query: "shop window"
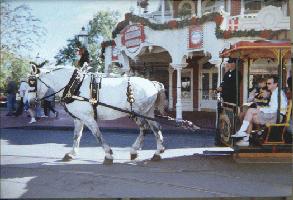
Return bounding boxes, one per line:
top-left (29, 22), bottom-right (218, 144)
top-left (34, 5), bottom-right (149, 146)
top-left (264, 0), bottom-right (283, 8)
top-left (244, 0), bottom-right (262, 14)
top-left (244, 0), bottom-right (284, 14)
top-left (178, 0), bottom-right (195, 19)
top-left (182, 76), bottom-right (191, 99)
top-left (201, 73), bottom-right (209, 100)
top-left (202, 0), bottom-right (224, 14)
top-left (158, 0), bottom-right (172, 11)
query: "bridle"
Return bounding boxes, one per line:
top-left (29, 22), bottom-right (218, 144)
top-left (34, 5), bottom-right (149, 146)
top-left (30, 65), bottom-right (76, 102)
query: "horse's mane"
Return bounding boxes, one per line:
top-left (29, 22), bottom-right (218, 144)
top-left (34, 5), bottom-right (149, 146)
top-left (41, 65), bottom-right (75, 72)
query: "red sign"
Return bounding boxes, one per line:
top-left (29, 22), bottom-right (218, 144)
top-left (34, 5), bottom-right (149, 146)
top-left (228, 17), bottom-right (239, 31)
top-left (189, 26), bottom-right (203, 49)
top-left (121, 24), bottom-right (145, 53)
top-left (112, 44), bottom-right (118, 62)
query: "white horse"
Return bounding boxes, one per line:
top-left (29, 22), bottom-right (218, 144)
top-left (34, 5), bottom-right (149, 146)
top-left (29, 65), bottom-right (167, 164)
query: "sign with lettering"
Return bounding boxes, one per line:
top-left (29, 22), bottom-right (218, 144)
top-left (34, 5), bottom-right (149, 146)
top-left (121, 24), bottom-right (145, 53)
top-left (189, 25), bottom-right (203, 49)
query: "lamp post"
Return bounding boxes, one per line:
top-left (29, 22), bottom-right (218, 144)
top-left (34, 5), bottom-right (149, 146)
top-left (76, 26), bottom-right (90, 68)
top-left (77, 26), bottom-right (89, 48)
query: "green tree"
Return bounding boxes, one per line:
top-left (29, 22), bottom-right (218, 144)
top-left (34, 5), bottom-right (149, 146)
top-left (0, 51), bottom-right (30, 92)
top-left (55, 10), bottom-right (120, 72)
top-left (0, 2), bottom-right (45, 91)
top-left (1, 2), bottom-right (46, 55)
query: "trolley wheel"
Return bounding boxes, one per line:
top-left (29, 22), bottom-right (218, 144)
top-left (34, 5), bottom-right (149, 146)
top-left (219, 114), bottom-right (232, 145)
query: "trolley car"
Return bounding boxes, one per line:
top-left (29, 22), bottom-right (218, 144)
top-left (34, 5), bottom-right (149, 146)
top-left (215, 40), bottom-right (292, 154)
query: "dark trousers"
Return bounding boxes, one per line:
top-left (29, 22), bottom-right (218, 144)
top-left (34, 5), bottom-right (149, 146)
top-left (14, 97), bottom-right (24, 116)
top-left (7, 93), bottom-right (16, 113)
top-left (43, 100), bottom-right (56, 116)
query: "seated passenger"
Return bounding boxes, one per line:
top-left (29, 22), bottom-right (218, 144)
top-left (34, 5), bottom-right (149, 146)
top-left (232, 76), bottom-right (288, 146)
top-left (247, 78), bottom-right (270, 108)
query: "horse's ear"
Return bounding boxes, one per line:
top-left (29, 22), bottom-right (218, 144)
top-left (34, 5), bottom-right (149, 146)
top-left (31, 64), bottom-right (37, 74)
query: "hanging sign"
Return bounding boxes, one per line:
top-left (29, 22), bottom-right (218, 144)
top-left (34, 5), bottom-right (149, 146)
top-left (189, 25), bottom-right (203, 49)
top-left (121, 24), bottom-right (145, 53)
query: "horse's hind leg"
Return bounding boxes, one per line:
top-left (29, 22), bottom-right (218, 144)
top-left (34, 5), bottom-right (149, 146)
top-left (84, 118), bottom-right (113, 164)
top-left (147, 120), bottom-right (165, 161)
top-left (63, 119), bottom-right (84, 161)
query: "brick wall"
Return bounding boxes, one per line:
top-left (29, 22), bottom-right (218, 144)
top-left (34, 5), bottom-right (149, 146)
top-left (231, 0), bottom-right (241, 16)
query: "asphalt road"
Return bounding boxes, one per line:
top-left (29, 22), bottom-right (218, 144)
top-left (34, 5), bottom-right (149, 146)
top-left (1, 129), bottom-right (292, 199)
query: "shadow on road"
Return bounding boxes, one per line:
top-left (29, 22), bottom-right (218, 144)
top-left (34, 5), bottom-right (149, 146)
top-left (0, 129), bottom-right (215, 149)
top-left (1, 154), bottom-right (292, 198)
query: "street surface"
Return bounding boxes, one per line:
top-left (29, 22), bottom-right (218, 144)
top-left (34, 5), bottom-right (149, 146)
top-left (1, 129), bottom-right (292, 198)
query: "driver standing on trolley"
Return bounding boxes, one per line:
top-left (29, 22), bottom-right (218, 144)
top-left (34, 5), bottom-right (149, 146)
top-left (216, 57), bottom-right (242, 104)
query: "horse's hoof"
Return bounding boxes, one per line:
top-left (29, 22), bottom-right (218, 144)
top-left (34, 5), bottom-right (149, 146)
top-left (151, 154), bottom-right (161, 161)
top-left (130, 153), bottom-right (137, 160)
top-left (62, 153), bottom-right (73, 162)
top-left (103, 157), bottom-right (113, 165)
top-left (159, 148), bottom-right (165, 153)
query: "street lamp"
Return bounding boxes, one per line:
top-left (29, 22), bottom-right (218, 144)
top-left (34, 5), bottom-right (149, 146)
top-left (76, 26), bottom-right (90, 69)
top-left (77, 26), bottom-right (89, 48)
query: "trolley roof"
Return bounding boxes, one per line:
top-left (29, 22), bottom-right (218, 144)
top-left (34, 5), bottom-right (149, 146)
top-left (220, 40), bottom-right (291, 60)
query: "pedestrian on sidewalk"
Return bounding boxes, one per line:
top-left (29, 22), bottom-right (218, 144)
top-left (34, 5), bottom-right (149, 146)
top-left (26, 75), bottom-right (43, 124)
top-left (6, 77), bottom-right (17, 116)
top-left (41, 87), bottom-right (58, 118)
top-left (13, 77), bottom-right (29, 116)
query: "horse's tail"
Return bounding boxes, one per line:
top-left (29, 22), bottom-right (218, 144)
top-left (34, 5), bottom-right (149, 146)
top-left (152, 81), bottom-right (167, 115)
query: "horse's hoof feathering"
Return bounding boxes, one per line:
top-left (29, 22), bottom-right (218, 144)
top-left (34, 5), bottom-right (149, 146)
top-left (62, 153), bottom-right (73, 162)
top-left (151, 154), bottom-right (161, 161)
top-left (130, 153), bottom-right (138, 160)
top-left (103, 157), bottom-right (113, 165)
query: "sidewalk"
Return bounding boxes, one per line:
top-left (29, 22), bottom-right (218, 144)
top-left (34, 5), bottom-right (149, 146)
top-left (0, 103), bottom-right (216, 132)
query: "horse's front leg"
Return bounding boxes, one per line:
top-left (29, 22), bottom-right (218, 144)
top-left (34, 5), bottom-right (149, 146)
top-left (148, 121), bottom-right (165, 161)
top-left (63, 119), bottom-right (84, 161)
top-left (84, 118), bottom-right (113, 164)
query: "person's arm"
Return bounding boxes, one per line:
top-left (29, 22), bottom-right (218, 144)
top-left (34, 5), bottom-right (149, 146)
top-left (248, 88), bottom-right (256, 102)
top-left (259, 91), bottom-right (277, 113)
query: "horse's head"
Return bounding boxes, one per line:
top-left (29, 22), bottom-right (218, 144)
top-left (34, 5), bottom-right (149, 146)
top-left (29, 62), bottom-right (76, 105)
top-left (28, 62), bottom-right (51, 103)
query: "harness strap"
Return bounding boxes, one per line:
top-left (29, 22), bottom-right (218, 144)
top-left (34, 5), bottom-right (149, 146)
top-left (61, 69), bottom-right (81, 103)
top-left (90, 74), bottom-right (98, 120)
top-left (70, 95), bottom-right (198, 130)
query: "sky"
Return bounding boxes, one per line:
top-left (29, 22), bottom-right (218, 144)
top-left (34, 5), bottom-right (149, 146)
top-left (7, 0), bottom-right (159, 61)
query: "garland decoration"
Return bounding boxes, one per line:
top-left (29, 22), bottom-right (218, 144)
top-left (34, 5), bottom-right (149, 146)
top-left (107, 12), bottom-right (289, 49)
top-left (216, 27), bottom-right (289, 40)
top-left (112, 12), bottom-right (223, 38)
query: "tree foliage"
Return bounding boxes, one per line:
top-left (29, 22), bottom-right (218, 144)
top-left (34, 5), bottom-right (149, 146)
top-left (0, 51), bottom-right (30, 92)
top-left (0, 2), bottom-right (46, 55)
top-left (54, 10), bottom-right (120, 72)
top-left (0, 2), bottom-right (45, 92)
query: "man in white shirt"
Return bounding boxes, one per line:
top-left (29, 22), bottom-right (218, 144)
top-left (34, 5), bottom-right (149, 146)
top-left (14, 78), bottom-right (29, 116)
top-left (232, 76), bottom-right (288, 146)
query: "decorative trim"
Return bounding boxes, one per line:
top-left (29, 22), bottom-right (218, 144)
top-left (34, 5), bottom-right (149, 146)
top-left (112, 12), bottom-right (223, 38)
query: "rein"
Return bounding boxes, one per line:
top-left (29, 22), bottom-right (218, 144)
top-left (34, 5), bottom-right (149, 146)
top-left (34, 69), bottom-right (78, 102)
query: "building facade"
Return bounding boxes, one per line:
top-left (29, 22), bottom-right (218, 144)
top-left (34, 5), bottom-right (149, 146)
top-left (102, 0), bottom-right (291, 120)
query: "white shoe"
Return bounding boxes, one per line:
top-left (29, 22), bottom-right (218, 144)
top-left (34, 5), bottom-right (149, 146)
top-left (236, 136), bottom-right (249, 146)
top-left (231, 131), bottom-right (249, 138)
top-left (29, 118), bottom-right (36, 124)
top-left (41, 115), bottom-right (48, 118)
top-left (54, 111), bottom-right (59, 118)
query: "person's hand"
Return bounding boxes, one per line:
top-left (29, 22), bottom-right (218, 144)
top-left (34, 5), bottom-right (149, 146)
top-left (216, 87), bottom-right (222, 92)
